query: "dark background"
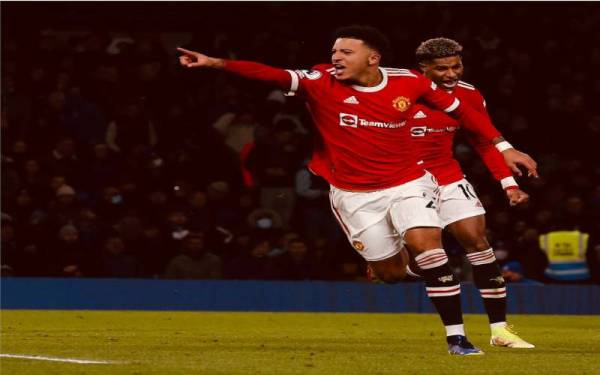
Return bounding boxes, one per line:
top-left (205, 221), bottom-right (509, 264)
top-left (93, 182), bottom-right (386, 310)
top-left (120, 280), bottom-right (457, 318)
top-left (2, 2), bottom-right (599, 282)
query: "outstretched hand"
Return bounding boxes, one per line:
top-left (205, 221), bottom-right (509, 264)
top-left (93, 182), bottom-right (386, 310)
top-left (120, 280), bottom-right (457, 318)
top-left (506, 188), bottom-right (529, 207)
top-left (502, 148), bottom-right (538, 178)
top-left (176, 47), bottom-right (219, 68)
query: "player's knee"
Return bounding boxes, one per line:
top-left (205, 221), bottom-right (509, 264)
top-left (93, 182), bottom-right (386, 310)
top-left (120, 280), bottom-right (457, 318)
top-left (369, 251), bottom-right (409, 283)
top-left (462, 236), bottom-right (490, 253)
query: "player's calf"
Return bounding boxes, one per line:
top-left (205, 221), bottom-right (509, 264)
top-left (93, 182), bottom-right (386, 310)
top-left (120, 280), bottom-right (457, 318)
top-left (405, 228), bottom-right (466, 335)
top-left (414, 248), bottom-right (462, 327)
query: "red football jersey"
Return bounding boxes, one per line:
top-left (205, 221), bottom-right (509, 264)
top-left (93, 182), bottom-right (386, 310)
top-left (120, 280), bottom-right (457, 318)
top-left (223, 61), bottom-right (502, 191)
top-left (408, 81), bottom-right (515, 187)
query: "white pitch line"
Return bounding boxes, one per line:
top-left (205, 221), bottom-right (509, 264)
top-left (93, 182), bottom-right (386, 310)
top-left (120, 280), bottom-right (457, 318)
top-left (0, 353), bottom-right (119, 364)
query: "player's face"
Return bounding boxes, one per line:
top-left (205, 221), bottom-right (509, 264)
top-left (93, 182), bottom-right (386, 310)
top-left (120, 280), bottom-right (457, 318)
top-left (331, 38), bottom-right (379, 82)
top-left (420, 55), bottom-right (464, 90)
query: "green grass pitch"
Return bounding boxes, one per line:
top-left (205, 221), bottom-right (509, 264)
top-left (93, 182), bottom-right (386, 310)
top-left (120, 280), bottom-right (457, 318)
top-left (1, 311), bottom-right (599, 374)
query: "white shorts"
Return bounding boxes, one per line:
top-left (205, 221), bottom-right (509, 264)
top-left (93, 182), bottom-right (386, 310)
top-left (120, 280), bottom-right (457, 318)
top-left (438, 178), bottom-right (486, 228)
top-left (329, 172), bottom-right (441, 262)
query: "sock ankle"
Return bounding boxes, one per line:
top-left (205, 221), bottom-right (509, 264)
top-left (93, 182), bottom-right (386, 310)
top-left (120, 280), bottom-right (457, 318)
top-left (445, 324), bottom-right (465, 337)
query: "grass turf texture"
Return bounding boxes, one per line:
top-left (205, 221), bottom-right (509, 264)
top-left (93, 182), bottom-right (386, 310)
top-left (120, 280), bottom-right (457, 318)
top-left (1, 311), bottom-right (599, 374)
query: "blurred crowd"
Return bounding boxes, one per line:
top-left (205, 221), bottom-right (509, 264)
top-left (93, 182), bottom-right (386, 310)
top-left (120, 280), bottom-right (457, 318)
top-left (2, 3), bottom-right (599, 283)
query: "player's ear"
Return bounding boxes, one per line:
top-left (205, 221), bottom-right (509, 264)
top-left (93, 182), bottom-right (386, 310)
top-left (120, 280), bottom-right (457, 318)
top-left (418, 62), bottom-right (430, 74)
top-left (368, 52), bottom-right (381, 66)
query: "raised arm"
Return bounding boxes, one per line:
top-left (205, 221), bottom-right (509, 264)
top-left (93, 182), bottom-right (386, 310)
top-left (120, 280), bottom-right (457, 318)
top-left (177, 47), bottom-right (293, 91)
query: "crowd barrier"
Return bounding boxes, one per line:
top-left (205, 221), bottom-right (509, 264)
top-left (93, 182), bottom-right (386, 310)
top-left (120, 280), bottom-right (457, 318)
top-left (1, 278), bottom-right (599, 314)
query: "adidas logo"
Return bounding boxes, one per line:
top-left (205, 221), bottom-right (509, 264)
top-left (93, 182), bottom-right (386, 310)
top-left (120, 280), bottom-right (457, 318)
top-left (343, 96), bottom-right (359, 104)
top-left (413, 110), bottom-right (427, 119)
top-left (438, 275), bottom-right (454, 283)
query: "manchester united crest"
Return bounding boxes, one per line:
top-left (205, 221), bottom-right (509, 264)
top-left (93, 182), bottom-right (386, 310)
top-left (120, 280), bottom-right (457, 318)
top-left (392, 96), bottom-right (411, 112)
top-left (352, 240), bottom-right (365, 251)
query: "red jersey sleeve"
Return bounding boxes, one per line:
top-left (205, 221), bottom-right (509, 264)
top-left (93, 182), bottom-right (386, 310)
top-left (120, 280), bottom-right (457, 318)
top-left (466, 87), bottom-right (488, 114)
top-left (467, 134), bottom-right (517, 188)
top-left (222, 60), bottom-right (294, 92)
top-left (413, 72), bottom-right (502, 143)
top-left (222, 61), bottom-right (330, 98)
top-left (284, 64), bottom-right (332, 97)
top-left (462, 89), bottom-right (517, 189)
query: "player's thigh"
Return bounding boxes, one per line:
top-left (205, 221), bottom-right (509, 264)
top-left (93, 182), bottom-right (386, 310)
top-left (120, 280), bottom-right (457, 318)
top-left (388, 171), bottom-right (442, 238)
top-left (330, 188), bottom-right (402, 262)
top-left (404, 226), bottom-right (443, 254)
top-left (445, 214), bottom-right (490, 253)
top-left (438, 179), bottom-right (486, 228)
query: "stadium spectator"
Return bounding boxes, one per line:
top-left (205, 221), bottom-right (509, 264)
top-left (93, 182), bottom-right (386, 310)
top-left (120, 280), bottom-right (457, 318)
top-left (539, 229), bottom-right (591, 284)
top-left (273, 237), bottom-right (322, 280)
top-left (246, 119), bottom-right (304, 228)
top-left (212, 110), bottom-right (257, 155)
top-left (98, 235), bottom-right (143, 278)
top-left (87, 143), bottom-right (123, 193)
top-left (512, 228), bottom-right (547, 282)
top-left (0, 214), bottom-right (47, 277)
top-left (293, 159), bottom-right (343, 252)
top-left (164, 231), bottom-right (222, 279)
top-left (94, 186), bottom-right (126, 223)
top-left (225, 235), bottom-right (276, 280)
top-left (165, 208), bottom-right (191, 245)
top-left (205, 180), bottom-right (244, 230)
top-left (9, 189), bottom-right (38, 232)
top-left (105, 98), bottom-right (158, 154)
top-left (139, 221), bottom-right (173, 278)
top-left (20, 159), bottom-right (50, 202)
top-left (114, 215), bottom-right (146, 256)
top-left (46, 185), bottom-right (80, 230)
top-left (74, 207), bottom-right (102, 258)
top-left (61, 86), bottom-right (108, 146)
top-left (50, 224), bottom-right (90, 277)
top-left (186, 189), bottom-right (211, 231)
top-left (501, 261), bottom-right (543, 285)
top-left (45, 137), bottom-right (84, 189)
top-left (1, 216), bottom-right (19, 276)
top-left (588, 241), bottom-right (600, 284)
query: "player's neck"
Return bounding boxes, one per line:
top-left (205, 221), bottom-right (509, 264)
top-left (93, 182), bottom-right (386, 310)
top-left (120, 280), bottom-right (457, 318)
top-left (355, 67), bottom-right (383, 87)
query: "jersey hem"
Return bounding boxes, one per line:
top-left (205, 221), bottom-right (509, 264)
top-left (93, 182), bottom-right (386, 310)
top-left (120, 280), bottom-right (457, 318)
top-left (328, 170), bottom-right (426, 192)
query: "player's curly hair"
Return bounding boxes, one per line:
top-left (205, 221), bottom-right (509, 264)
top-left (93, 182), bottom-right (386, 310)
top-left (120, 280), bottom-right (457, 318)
top-left (415, 37), bottom-right (463, 63)
top-left (332, 25), bottom-right (392, 59)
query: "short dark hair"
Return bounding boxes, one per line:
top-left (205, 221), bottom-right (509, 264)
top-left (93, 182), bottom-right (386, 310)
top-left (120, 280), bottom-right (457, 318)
top-left (415, 37), bottom-right (463, 63)
top-left (333, 25), bottom-right (391, 58)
